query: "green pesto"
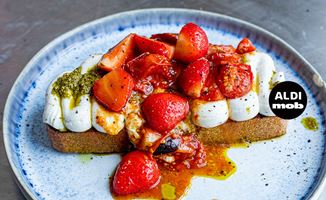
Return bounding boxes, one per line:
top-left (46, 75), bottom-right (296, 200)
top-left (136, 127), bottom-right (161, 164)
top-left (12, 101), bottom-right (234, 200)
top-left (301, 117), bottom-right (319, 131)
top-left (52, 67), bottom-right (100, 100)
top-left (77, 69), bottom-right (101, 96)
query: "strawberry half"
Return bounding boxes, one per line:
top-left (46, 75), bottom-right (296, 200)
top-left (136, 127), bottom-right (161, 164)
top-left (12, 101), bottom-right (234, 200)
top-left (178, 57), bottom-right (210, 98)
top-left (93, 68), bottom-right (134, 112)
top-left (142, 93), bottom-right (189, 133)
top-left (112, 151), bottom-right (161, 195)
top-left (174, 23), bottom-right (209, 63)
top-left (134, 35), bottom-right (175, 60)
top-left (98, 34), bottom-right (135, 71)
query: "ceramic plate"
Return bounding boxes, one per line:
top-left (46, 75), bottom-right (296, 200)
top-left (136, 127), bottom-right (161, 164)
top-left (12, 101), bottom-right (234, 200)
top-left (3, 8), bottom-right (326, 200)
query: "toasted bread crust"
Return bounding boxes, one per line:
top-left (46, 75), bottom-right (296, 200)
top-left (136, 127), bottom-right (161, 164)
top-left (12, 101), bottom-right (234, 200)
top-left (196, 116), bottom-right (288, 145)
top-left (47, 126), bottom-right (131, 153)
top-left (47, 116), bottom-right (287, 153)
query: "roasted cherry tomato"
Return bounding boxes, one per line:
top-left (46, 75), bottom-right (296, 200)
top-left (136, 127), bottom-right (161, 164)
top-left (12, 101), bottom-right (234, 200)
top-left (208, 44), bottom-right (236, 55)
top-left (216, 63), bottom-right (253, 99)
top-left (208, 52), bottom-right (242, 66)
top-left (124, 53), bottom-right (180, 95)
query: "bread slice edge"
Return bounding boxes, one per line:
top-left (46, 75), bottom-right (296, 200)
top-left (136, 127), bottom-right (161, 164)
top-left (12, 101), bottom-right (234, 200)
top-left (47, 116), bottom-right (288, 153)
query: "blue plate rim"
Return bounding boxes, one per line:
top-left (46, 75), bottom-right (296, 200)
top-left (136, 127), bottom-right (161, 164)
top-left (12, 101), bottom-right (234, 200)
top-left (3, 8), bottom-right (326, 200)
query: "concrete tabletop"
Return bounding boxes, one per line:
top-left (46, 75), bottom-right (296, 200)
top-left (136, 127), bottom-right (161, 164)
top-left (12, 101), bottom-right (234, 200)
top-left (1, 0), bottom-right (325, 199)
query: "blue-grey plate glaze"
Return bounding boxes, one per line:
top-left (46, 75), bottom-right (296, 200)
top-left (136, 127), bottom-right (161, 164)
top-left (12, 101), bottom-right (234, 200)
top-left (3, 8), bottom-right (326, 200)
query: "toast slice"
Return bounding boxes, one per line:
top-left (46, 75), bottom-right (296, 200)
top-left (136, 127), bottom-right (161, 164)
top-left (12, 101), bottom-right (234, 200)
top-left (47, 116), bottom-right (287, 153)
top-left (196, 116), bottom-right (288, 145)
top-left (47, 126), bottom-right (132, 153)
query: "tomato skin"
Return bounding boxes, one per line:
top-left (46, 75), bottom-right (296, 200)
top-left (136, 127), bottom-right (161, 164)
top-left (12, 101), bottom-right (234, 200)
top-left (112, 151), bottom-right (161, 195)
top-left (216, 63), bottom-right (253, 99)
top-left (208, 52), bottom-right (242, 66)
top-left (174, 23), bottom-right (209, 63)
top-left (124, 53), bottom-right (180, 95)
top-left (178, 58), bottom-right (210, 98)
top-left (236, 38), bottom-right (256, 54)
top-left (142, 93), bottom-right (189, 133)
top-left (93, 68), bottom-right (134, 112)
top-left (208, 44), bottom-right (236, 55)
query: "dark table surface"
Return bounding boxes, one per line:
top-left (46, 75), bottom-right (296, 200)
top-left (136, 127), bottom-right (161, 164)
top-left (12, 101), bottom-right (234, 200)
top-left (1, 0), bottom-right (325, 199)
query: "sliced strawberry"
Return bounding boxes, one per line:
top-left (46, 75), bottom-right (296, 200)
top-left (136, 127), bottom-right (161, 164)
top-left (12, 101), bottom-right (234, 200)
top-left (112, 151), bottom-right (160, 195)
top-left (142, 93), bottom-right (189, 133)
top-left (134, 35), bottom-right (174, 60)
top-left (208, 44), bottom-right (236, 55)
top-left (150, 33), bottom-right (178, 45)
top-left (98, 34), bottom-right (135, 72)
top-left (93, 68), bottom-right (134, 112)
top-left (236, 38), bottom-right (256, 54)
top-left (217, 63), bottom-right (253, 99)
top-left (124, 53), bottom-right (180, 95)
top-left (178, 58), bottom-right (210, 98)
top-left (199, 65), bottom-right (224, 101)
top-left (174, 23), bottom-right (209, 63)
top-left (208, 52), bottom-right (242, 66)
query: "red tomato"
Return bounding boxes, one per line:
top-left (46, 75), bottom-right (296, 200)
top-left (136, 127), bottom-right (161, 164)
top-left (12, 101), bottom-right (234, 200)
top-left (112, 151), bottom-right (161, 195)
top-left (93, 68), bottom-right (134, 112)
top-left (208, 44), bottom-right (236, 55)
top-left (124, 53), bottom-right (180, 95)
top-left (209, 52), bottom-right (242, 65)
top-left (142, 93), bottom-right (189, 133)
top-left (236, 38), bottom-right (256, 54)
top-left (216, 63), bottom-right (253, 99)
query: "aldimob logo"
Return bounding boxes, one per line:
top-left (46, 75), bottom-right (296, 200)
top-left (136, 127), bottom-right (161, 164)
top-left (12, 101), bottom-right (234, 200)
top-left (269, 81), bottom-right (307, 119)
